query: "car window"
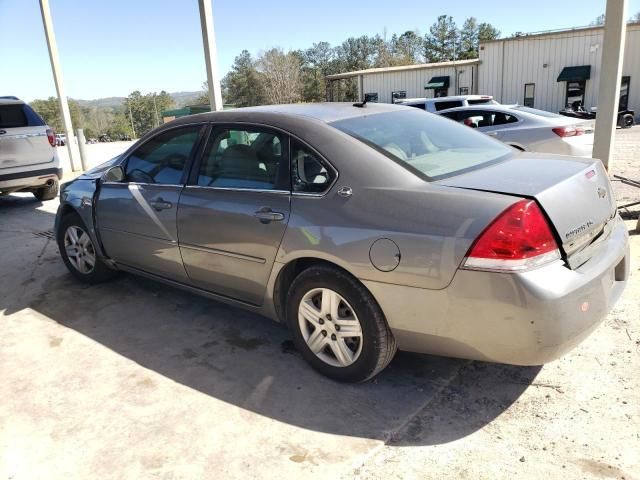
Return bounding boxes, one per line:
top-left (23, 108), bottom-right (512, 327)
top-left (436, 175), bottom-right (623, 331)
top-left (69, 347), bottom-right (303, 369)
top-left (197, 128), bottom-right (287, 190)
top-left (291, 140), bottom-right (334, 193)
top-left (512, 106), bottom-right (562, 118)
top-left (456, 110), bottom-right (518, 128)
top-left (406, 103), bottom-right (426, 110)
top-left (0, 105), bottom-right (27, 128)
top-left (125, 126), bottom-right (201, 184)
top-left (467, 98), bottom-right (497, 105)
top-left (331, 109), bottom-right (512, 181)
top-left (434, 100), bottom-right (462, 111)
top-left (0, 104), bottom-right (46, 128)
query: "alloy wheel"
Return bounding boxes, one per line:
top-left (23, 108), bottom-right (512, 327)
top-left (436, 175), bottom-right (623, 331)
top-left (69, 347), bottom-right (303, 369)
top-left (64, 225), bottom-right (96, 274)
top-left (298, 288), bottom-right (363, 367)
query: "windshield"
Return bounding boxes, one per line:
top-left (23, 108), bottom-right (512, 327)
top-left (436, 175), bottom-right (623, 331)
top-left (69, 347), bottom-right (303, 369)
top-left (331, 110), bottom-right (512, 180)
top-left (511, 106), bottom-right (561, 118)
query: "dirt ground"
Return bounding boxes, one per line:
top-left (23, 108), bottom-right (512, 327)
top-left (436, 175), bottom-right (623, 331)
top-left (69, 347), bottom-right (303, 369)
top-left (0, 129), bottom-right (638, 480)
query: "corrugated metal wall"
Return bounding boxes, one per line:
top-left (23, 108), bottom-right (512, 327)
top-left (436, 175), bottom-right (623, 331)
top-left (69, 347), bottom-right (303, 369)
top-left (479, 25), bottom-right (640, 114)
top-left (361, 65), bottom-right (477, 103)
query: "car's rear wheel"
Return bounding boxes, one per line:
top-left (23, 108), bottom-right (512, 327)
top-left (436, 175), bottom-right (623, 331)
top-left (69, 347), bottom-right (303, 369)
top-left (286, 265), bottom-right (397, 382)
top-left (33, 179), bottom-right (59, 201)
top-left (57, 212), bottom-right (116, 283)
top-left (619, 113), bottom-right (634, 129)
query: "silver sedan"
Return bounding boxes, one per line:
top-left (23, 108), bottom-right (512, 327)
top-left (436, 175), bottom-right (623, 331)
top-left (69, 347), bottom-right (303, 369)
top-left (55, 103), bottom-right (629, 382)
top-left (437, 104), bottom-right (595, 157)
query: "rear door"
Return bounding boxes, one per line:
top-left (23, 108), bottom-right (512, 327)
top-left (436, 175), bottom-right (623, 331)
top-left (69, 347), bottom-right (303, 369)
top-left (177, 125), bottom-right (291, 305)
top-left (96, 124), bottom-right (205, 281)
top-left (0, 103), bottom-right (53, 170)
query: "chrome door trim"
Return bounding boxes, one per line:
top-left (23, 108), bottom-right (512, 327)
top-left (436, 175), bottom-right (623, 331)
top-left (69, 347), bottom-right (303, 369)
top-left (182, 184), bottom-right (290, 195)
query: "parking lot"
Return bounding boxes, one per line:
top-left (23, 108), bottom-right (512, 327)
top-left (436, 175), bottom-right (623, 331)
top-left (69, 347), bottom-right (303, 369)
top-left (1, 130), bottom-right (639, 479)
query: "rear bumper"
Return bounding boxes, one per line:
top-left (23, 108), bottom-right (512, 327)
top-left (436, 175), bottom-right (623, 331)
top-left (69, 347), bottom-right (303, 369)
top-left (0, 167), bottom-right (63, 191)
top-left (364, 215), bottom-right (629, 365)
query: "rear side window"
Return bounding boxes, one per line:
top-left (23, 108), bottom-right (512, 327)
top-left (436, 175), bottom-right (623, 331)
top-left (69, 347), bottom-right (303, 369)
top-left (125, 126), bottom-right (201, 184)
top-left (434, 101), bottom-right (462, 111)
top-left (0, 104), bottom-right (46, 128)
top-left (407, 103), bottom-right (426, 110)
top-left (291, 140), bottom-right (335, 193)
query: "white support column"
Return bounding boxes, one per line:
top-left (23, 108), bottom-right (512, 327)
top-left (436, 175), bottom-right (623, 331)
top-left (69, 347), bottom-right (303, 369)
top-left (593, 0), bottom-right (628, 171)
top-left (198, 0), bottom-right (223, 112)
top-left (39, 0), bottom-right (81, 172)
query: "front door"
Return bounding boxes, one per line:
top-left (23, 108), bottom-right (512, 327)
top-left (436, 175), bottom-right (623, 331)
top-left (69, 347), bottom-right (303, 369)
top-left (96, 125), bottom-right (204, 281)
top-left (178, 126), bottom-right (291, 305)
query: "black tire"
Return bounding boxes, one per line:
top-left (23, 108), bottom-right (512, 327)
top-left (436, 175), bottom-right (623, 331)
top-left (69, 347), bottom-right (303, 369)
top-left (33, 179), bottom-right (59, 201)
top-left (620, 114), bottom-right (634, 129)
top-left (57, 212), bottom-right (117, 284)
top-left (286, 265), bottom-right (397, 383)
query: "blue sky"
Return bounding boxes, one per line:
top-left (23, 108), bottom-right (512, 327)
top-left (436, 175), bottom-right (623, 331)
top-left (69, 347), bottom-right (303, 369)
top-left (1, 0), bottom-right (639, 101)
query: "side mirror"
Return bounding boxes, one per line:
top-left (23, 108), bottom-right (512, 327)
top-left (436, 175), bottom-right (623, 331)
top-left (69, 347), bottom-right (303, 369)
top-left (102, 165), bottom-right (125, 183)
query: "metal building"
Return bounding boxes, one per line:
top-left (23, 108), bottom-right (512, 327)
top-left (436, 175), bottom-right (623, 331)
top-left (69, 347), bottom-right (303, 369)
top-left (326, 59), bottom-right (480, 104)
top-left (479, 23), bottom-right (639, 115)
top-left (326, 23), bottom-right (639, 118)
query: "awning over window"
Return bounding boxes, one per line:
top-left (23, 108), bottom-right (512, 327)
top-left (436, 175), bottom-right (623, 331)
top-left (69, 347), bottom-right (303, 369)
top-left (425, 76), bottom-right (450, 89)
top-left (557, 65), bottom-right (591, 82)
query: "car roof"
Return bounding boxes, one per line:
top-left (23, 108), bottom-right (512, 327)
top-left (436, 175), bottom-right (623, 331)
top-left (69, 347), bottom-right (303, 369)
top-left (0, 96), bottom-right (25, 105)
top-left (184, 102), bottom-right (414, 124)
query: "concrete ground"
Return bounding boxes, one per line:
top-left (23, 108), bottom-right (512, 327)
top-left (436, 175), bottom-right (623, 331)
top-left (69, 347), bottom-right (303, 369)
top-left (1, 130), bottom-right (638, 479)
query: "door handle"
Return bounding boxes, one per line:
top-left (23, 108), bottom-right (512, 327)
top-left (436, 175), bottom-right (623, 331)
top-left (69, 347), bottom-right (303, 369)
top-left (150, 197), bottom-right (172, 211)
top-left (254, 207), bottom-right (285, 223)
top-left (487, 131), bottom-right (498, 136)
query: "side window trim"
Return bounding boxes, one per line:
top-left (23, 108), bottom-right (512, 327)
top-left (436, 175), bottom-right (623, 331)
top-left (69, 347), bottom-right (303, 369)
top-left (187, 123), bottom-right (291, 192)
top-left (119, 123), bottom-right (207, 186)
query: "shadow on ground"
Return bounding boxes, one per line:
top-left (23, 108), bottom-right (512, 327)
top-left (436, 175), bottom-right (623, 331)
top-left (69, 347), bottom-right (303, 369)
top-left (2, 194), bottom-right (540, 446)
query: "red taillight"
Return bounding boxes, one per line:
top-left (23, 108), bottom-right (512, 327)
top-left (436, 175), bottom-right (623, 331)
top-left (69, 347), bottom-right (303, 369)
top-left (464, 199), bottom-right (561, 272)
top-left (552, 125), bottom-right (584, 137)
top-left (46, 128), bottom-right (55, 147)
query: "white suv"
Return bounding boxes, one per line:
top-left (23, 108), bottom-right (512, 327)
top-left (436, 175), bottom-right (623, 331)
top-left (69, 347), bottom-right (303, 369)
top-left (0, 96), bottom-right (62, 201)
top-left (397, 95), bottom-right (498, 113)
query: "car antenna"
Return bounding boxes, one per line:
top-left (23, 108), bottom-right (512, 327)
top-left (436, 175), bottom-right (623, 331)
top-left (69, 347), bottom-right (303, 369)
top-left (353, 99), bottom-right (367, 108)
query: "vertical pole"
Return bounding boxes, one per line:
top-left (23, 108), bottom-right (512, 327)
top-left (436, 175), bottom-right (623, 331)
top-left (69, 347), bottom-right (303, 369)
top-left (198, 0), bottom-right (223, 111)
top-left (76, 129), bottom-right (88, 171)
top-left (128, 102), bottom-right (136, 138)
top-left (593, 0), bottom-right (628, 171)
top-left (39, 0), bottom-right (81, 172)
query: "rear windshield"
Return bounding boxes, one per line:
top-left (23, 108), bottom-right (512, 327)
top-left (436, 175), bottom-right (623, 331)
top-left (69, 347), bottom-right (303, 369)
top-left (468, 98), bottom-right (497, 105)
top-left (511, 105), bottom-right (561, 118)
top-left (331, 109), bottom-right (512, 180)
top-left (0, 104), bottom-right (46, 128)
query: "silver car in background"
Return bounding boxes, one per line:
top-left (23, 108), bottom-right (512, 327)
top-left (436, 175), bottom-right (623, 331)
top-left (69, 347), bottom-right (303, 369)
top-left (55, 103), bottom-right (629, 382)
top-left (438, 104), bottom-right (594, 157)
top-left (0, 96), bottom-right (61, 200)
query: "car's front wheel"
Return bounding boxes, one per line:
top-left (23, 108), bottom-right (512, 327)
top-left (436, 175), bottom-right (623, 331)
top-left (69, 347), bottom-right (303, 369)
top-left (57, 212), bottom-right (116, 283)
top-left (286, 265), bottom-right (397, 382)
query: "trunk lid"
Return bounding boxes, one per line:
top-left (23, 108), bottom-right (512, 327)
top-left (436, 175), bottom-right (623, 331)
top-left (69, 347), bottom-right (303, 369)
top-left (0, 102), bottom-right (54, 170)
top-left (437, 153), bottom-right (617, 268)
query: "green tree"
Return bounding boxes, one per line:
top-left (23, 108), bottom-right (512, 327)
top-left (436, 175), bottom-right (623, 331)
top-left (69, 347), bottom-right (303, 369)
top-left (222, 50), bottom-right (265, 107)
top-left (393, 30), bottom-right (424, 64)
top-left (478, 22), bottom-right (501, 43)
top-left (458, 17), bottom-right (479, 59)
top-left (424, 15), bottom-right (458, 62)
